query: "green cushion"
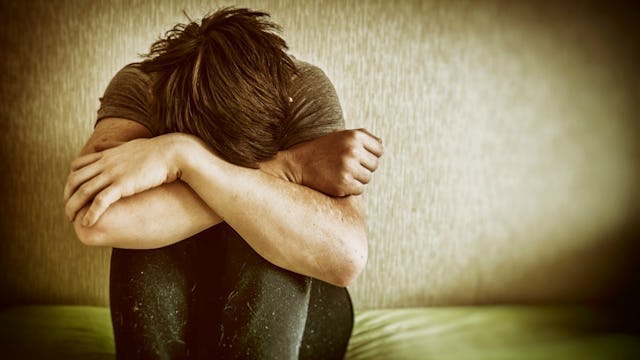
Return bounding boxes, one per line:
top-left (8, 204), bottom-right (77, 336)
top-left (0, 306), bottom-right (114, 360)
top-left (347, 307), bottom-right (640, 359)
top-left (1, 305), bottom-right (638, 359)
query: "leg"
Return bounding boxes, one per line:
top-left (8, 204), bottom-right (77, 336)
top-left (299, 280), bottom-right (354, 360)
top-left (109, 227), bottom-right (227, 360)
top-left (110, 244), bottom-right (191, 360)
top-left (214, 224), bottom-right (312, 359)
top-left (110, 222), bottom-right (353, 359)
top-left (214, 224), bottom-right (354, 360)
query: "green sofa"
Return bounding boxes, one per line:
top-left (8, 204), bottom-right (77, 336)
top-left (2, 305), bottom-right (638, 359)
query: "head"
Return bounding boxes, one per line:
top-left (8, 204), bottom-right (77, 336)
top-left (140, 7), bottom-right (296, 168)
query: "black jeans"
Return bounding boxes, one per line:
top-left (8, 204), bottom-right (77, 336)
top-left (109, 223), bottom-right (353, 359)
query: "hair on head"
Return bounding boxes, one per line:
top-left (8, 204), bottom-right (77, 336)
top-left (140, 7), bottom-right (296, 168)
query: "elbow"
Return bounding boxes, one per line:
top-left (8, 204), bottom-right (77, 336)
top-left (72, 207), bottom-right (110, 247)
top-left (330, 257), bottom-right (366, 288)
top-left (74, 218), bottom-right (110, 247)
top-left (325, 231), bottom-right (368, 288)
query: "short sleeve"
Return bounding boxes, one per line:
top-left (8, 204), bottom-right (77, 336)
top-left (96, 63), bottom-right (158, 134)
top-left (281, 60), bottom-right (345, 149)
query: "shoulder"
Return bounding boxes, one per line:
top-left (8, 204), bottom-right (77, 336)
top-left (103, 63), bottom-right (152, 90)
top-left (281, 57), bottom-right (345, 149)
top-left (292, 58), bottom-right (326, 78)
top-left (290, 58), bottom-right (336, 96)
top-left (97, 63), bottom-right (158, 134)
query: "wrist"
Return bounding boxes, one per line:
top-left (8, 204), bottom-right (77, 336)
top-left (285, 147), bottom-right (304, 185)
top-left (260, 150), bottom-right (301, 184)
top-left (170, 133), bottom-right (216, 183)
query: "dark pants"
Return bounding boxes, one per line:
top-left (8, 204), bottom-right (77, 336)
top-left (109, 223), bottom-right (353, 359)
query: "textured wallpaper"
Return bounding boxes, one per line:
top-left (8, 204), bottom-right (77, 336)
top-left (1, 0), bottom-right (638, 309)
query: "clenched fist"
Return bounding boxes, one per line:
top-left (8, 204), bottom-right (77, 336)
top-left (287, 129), bottom-right (383, 197)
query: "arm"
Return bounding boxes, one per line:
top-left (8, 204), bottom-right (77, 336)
top-left (178, 134), bottom-right (369, 286)
top-left (68, 118), bottom-right (380, 249)
top-left (70, 118), bottom-right (222, 249)
top-left (66, 122), bottom-right (383, 286)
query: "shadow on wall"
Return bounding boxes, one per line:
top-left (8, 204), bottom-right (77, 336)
top-left (355, 0), bottom-right (640, 308)
top-left (404, 222), bottom-right (640, 307)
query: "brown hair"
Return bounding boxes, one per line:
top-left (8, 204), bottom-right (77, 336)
top-left (140, 7), bottom-right (296, 168)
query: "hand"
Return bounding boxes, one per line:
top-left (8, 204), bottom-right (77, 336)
top-left (63, 133), bottom-right (188, 226)
top-left (282, 129), bottom-right (384, 196)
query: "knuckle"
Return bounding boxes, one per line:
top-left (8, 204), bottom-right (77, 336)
top-left (348, 146), bottom-right (359, 157)
top-left (70, 158), bottom-right (81, 170)
top-left (338, 133), bottom-right (359, 150)
top-left (339, 156), bottom-right (351, 169)
top-left (338, 145), bottom-right (351, 159)
top-left (67, 172), bottom-right (79, 186)
top-left (78, 185), bottom-right (91, 197)
top-left (339, 172), bottom-right (352, 185)
top-left (91, 199), bottom-right (103, 210)
top-left (346, 129), bottom-right (360, 141)
top-left (84, 210), bottom-right (96, 223)
top-left (349, 158), bottom-right (361, 171)
top-left (93, 193), bottom-right (107, 207)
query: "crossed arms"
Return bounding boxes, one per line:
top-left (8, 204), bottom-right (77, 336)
top-left (64, 118), bottom-right (383, 287)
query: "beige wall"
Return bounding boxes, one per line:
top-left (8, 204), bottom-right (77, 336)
top-left (1, 0), bottom-right (638, 309)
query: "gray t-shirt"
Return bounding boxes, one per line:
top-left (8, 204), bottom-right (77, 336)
top-left (97, 59), bottom-right (344, 150)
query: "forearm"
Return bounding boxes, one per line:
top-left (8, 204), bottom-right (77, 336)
top-left (179, 136), bottom-right (368, 286)
top-left (72, 150), bottom-right (300, 250)
top-left (74, 181), bottom-right (222, 249)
